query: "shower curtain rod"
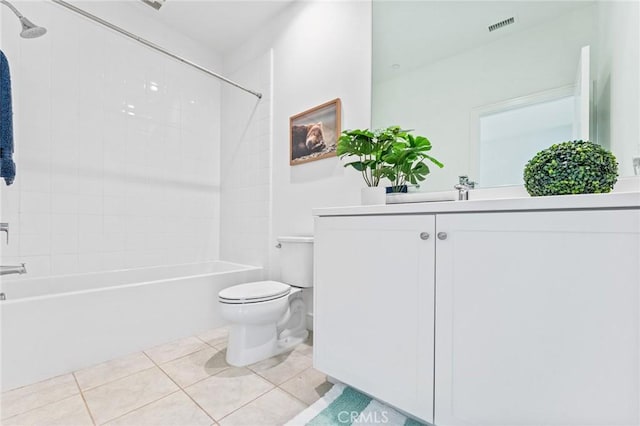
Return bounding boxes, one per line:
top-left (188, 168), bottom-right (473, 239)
top-left (50, 0), bottom-right (263, 99)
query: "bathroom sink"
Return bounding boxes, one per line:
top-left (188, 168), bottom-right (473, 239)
top-left (386, 191), bottom-right (457, 204)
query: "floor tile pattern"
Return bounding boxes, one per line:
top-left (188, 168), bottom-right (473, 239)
top-left (1, 329), bottom-right (330, 425)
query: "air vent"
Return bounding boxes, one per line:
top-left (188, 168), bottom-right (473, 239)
top-left (488, 17), bottom-right (515, 32)
top-left (141, 0), bottom-right (165, 11)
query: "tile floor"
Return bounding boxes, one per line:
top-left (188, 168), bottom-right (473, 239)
top-left (0, 328), bottom-right (332, 425)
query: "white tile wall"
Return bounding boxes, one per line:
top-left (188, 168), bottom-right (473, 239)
top-left (0, 1), bottom-right (222, 278)
top-left (219, 51), bottom-right (272, 272)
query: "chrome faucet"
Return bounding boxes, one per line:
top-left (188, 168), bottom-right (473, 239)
top-left (454, 175), bottom-right (476, 200)
top-left (0, 222), bottom-right (8, 244)
top-left (0, 263), bottom-right (27, 276)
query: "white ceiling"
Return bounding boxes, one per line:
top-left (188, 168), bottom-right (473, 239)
top-left (129, 0), bottom-right (294, 54)
top-left (113, 1), bottom-right (595, 71)
top-left (373, 1), bottom-right (595, 82)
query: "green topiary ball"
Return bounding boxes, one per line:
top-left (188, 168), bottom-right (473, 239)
top-left (523, 140), bottom-right (618, 196)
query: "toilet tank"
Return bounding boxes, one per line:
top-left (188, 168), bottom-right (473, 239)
top-left (277, 236), bottom-right (314, 288)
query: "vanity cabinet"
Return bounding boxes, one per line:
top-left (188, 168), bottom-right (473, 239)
top-left (314, 215), bottom-right (436, 423)
top-left (434, 210), bottom-right (639, 426)
top-left (314, 207), bottom-right (640, 426)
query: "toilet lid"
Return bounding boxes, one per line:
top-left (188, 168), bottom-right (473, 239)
top-left (219, 281), bottom-right (291, 304)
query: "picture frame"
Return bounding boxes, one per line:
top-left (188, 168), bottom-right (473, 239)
top-left (289, 98), bottom-right (342, 166)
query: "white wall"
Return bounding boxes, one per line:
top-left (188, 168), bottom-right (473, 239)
top-left (220, 1), bottom-right (372, 281)
top-left (595, 0), bottom-right (640, 176)
top-left (219, 50), bottom-right (272, 274)
top-left (373, 5), bottom-right (597, 191)
top-left (0, 1), bottom-right (222, 278)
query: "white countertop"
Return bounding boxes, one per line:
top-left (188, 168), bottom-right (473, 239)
top-left (313, 191), bottom-right (640, 216)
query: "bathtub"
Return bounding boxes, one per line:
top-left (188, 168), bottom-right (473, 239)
top-left (0, 261), bottom-right (262, 391)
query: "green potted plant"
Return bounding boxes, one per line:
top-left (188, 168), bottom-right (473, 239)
top-left (378, 127), bottom-right (443, 193)
top-left (337, 126), bottom-right (444, 204)
top-left (336, 127), bottom-right (396, 205)
top-left (523, 140), bottom-right (618, 196)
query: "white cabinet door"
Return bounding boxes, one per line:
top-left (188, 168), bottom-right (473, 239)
top-left (434, 210), bottom-right (640, 426)
top-left (314, 215), bottom-right (436, 423)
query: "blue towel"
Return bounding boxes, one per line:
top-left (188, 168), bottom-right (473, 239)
top-left (0, 49), bottom-right (15, 185)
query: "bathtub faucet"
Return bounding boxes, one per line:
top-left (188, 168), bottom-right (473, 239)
top-left (0, 222), bottom-right (8, 244)
top-left (0, 263), bottom-right (27, 276)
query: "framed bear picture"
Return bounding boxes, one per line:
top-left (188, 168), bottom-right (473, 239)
top-left (289, 98), bottom-right (342, 165)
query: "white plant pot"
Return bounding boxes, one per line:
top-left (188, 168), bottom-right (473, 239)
top-left (361, 187), bottom-right (386, 205)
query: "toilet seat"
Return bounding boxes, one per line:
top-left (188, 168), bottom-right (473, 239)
top-left (219, 281), bottom-right (291, 305)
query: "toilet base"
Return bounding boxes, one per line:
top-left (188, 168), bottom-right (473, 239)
top-left (225, 324), bottom-right (308, 366)
top-left (222, 287), bottom-right (309, 367)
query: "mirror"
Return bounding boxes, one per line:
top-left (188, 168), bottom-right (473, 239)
top-left (372, 1), bottom-right (640, 191)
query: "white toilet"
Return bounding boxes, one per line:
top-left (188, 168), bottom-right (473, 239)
top-left (218, 236), bottom-right (313, 366)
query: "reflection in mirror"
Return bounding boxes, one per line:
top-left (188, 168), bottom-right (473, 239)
top-left (372, 1), bottom-right (640, 191)
top-left (478, 93), bottom-right (575, 187)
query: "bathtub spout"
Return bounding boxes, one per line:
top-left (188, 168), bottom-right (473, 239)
top-left (1, 222), bottom-right (9, 244)
top-left (0, 263), bottom-right (27, 276)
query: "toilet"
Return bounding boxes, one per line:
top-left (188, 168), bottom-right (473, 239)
top-left (218, 236), bottom-right (313, 366)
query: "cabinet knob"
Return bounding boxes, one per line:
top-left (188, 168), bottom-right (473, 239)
top-left (437, 232), bottom-right (448, 240)
top-left (419, 232), bottom-right (430, 240)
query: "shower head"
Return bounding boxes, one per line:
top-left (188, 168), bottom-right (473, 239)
top-left (19, 16), bottom-right (47, 38)
top-left (0, 0), bottom-right (47, 39)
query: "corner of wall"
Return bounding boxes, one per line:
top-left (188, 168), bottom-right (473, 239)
top-left (218, 1), bottom-right (373, 280)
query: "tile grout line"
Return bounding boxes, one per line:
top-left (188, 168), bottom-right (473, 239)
top-left (78, 365), bottom-right (157, 394)
top-left (195, 334), bottom-right (227, 351)
top-left (61, 337), bottom-right (217, 395)
top-left (77, 365), bottom-right (168, 425)
top-left (159, 363), bottom-right (231, 391)
top-left (0, 374), bottom-right (81, 422)
top-left (276, 365), bottom-right (316, 407)
top-left (247, 353), bottom-right (313, 387)
top-left (0, 393), bottom-right (82, 424)
top-left (215, 384), bottom-right (277, 423)
top-left (75, 337), bottom-right (223, 423)
top-left (0, 371), bottom-right (72, 394)
top-left (97, 390), bottom-right (183, 426)
top-left (141, 351), bottom-right (218, 425)
top-left (277, 385), bottom-right (313, 408)
top-left (151, 347), bottom-right (236, 392)
top-left (73, 372), bottom-right (97, 426)
top-left (144, 331), bottom-right (228, 364)
top-left (158, 346), bottom-right (284, 423)
top-left (249, 367), bottom-right (288, 386)
top-left (143, 341), bottom-right (213, 367)
top-left (212, 344), bottom-right (228, 352)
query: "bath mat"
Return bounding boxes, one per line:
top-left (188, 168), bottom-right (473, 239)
top-left (286, 382), bottom-right (428, 426)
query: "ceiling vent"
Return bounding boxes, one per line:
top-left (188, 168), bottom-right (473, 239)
top-left (488, 17), bottom-right (515, 32)
top-left (140, 0), bottom-right (165, 11)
